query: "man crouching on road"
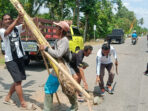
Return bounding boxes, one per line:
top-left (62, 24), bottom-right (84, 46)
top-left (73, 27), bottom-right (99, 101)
top-left (96, 43), bottom-right (118, 96)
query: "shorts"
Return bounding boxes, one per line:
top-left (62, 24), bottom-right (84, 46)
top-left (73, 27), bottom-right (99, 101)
top-left (5, 58), bottom-right (26, 83)
top-left (70, 66), bottom-right (80, 74)
top-left (66, 62), bottom-right (79, 75)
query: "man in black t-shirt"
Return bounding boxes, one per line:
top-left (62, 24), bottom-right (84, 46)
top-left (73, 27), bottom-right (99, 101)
top-left (70, 45), bottom-right (93, 92)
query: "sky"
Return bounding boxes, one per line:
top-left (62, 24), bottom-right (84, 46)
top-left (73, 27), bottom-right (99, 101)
top-left (122, 0), bottom-right (148, 28)
top-left (38, 0), bottom-right (148, 28)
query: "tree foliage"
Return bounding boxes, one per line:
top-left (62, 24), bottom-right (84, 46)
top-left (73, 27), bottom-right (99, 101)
top-left (0, 0), bottom-right (18, 19)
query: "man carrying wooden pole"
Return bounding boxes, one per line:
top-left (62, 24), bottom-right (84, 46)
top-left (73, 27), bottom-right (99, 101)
top-left (39, 21), bottom-right (78, 111)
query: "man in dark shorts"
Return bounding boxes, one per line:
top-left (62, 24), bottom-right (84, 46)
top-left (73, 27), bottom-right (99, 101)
top-left (0, 13), bottom-right (32, 109)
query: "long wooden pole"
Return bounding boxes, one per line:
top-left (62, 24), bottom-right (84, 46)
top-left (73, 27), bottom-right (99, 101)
top-left (9, 0), bottom-right (91, 100)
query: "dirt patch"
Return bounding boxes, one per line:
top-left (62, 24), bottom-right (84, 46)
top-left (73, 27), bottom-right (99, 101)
top-left (84, 39), bottom-right (104, 46)
top-left (30, 87), bottom-right (100, 111)
top-left (30, 87), bottom-right (71, 110)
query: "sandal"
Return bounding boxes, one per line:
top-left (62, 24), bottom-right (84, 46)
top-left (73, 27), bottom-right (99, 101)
top-left (20, 102), bottom-right (37, 110)
top-left (3, 97), bottom-right (16, 106)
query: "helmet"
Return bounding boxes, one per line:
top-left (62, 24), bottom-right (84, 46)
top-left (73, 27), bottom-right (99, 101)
top-left (53, 21), bottom-right (70, 32)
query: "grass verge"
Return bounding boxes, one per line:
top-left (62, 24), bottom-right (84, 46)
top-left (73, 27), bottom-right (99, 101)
top-left (0, 54), bottom-right (5, 66)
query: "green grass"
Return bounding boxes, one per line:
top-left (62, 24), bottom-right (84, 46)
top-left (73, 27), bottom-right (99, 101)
top-left (0, 55), bottom-right (5, 65)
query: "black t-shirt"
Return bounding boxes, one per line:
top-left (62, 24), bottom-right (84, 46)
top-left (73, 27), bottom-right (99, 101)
top-left (70, 50), bottom-right (84, 67)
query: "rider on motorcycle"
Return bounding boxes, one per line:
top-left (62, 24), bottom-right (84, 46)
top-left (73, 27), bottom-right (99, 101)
top-left (131, 30), bottom-right (138, 44)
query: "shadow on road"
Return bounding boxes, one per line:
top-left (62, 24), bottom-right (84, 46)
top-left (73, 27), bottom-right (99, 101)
top-left (0, 77), bottom-right (39, 107)
top-left (0, 77), bottom-right (11, 90)
top-left (25, 61), bottom-right (47, 72)
top-left (110, 42), bottom-right (121, 45)
top-left (22, 80), bottom-right (36, 88)
top-left (0, 77), bottom-right (36, 91)
top-left (52, 103), bottom-right (69, 111)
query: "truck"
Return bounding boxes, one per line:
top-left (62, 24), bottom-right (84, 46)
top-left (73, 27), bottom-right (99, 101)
top-left (106, 29), bottom-right (125, 44)
top-left (0, 18), bottom-right (84, 65)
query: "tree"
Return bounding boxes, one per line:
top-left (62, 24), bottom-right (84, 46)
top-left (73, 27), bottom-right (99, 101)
top-left (114, 1), bottom-right (137, 33)
top-left (138, 18), bottom-right (144, 26)
top-left (33, 0), bottom-right (46, 16)
top-left (0, 0), bottom-right (18, 19)
top-left (19, 0), bottom-right (46, 17)
top-left (42, 0), bottom-right (74, 20)
top-left (72, 0), bottom-right (80, 28)
top-left (95, 0), bottom-right (114, 38)
top-left (80, 0), bottom-right (97, 41)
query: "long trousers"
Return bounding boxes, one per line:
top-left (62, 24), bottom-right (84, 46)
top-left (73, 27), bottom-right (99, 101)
top-left (99, 63), bottom-right (115, 89)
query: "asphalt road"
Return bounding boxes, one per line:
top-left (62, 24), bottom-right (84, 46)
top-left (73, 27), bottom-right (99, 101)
top-left (0, 36), bottom-right (148, 111)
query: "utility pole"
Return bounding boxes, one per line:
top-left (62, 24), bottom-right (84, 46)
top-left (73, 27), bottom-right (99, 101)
top-left (94, 25), bottom-right (96, 41)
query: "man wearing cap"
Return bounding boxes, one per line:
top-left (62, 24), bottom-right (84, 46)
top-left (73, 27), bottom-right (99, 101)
top-left (96, 43), bottom-right (118, 96)
top-left (39, 21), bottom-right (78, 111)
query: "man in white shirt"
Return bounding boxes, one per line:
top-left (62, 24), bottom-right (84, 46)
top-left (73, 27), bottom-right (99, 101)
top-left (0, 13), bottom-right (34, 109)
top-left (96, 43), bottom-right (118, 96)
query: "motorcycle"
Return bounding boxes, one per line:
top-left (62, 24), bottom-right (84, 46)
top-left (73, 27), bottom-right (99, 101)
top-left (132, 38), bottom-right (137, 45)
